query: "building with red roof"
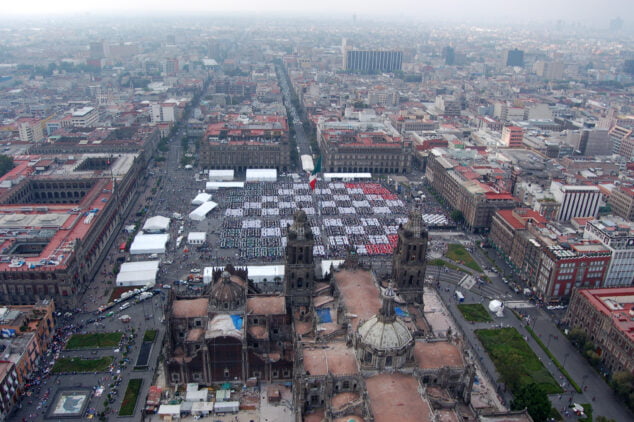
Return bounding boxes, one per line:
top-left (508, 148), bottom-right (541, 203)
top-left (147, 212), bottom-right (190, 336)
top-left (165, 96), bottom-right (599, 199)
top-left (0, 153), bottom-right (144, 309)
top-left (199, 115), bottom-right (290, 172)
top-left (564, 287), bottom-right (634, 375)
top-left (317, 120), bottom-right (411, 175)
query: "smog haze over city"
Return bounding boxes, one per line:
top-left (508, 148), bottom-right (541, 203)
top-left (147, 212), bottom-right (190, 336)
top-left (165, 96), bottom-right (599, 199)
top-left (0, 1), bottom-right (633, 422)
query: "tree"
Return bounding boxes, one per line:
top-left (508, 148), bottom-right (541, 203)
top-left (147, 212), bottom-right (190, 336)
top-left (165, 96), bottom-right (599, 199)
top-left (567, 327), bottom-right (587, 350)
top-left (0, 155), bottom-right (14, 177)
top-left (595, 416), bottom-right (616, 422)
top-left (511, 383), bottom-right (551, 422)
top-left (450, 210), bottom-right (465, 225)
top-left (611, 371), bottom-right (634, 398)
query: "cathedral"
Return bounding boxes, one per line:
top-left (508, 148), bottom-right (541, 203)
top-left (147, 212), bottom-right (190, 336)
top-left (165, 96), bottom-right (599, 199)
top-left (163, 208), bottom-right (522, 421)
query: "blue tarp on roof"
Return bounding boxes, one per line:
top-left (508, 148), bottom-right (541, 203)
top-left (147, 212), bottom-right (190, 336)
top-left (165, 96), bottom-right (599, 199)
top-left (395, 307), bottom-right (409, 317)
top-left (231, 315), bottom-right (243, 330)
top-left (317, 308), bottom-right (332, 323)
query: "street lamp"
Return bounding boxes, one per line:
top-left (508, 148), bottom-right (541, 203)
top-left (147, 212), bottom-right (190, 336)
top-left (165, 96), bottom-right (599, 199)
top-left (563, 352), bottom-right (570, 367)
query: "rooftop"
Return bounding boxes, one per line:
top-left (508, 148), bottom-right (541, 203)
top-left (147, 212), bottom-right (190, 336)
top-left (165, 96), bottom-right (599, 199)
top-left (577, 287), bottom-right (634, 342)
top-left (246, 296), bottom-right (286, 315)
top-left (302, 342), bottom-right (358, 376)
top-left (365, 373), bottom-right (432, 422)
top-left (413, 341), bottom-right (464, 369)
top-left (334, 269), bottom-right (381, 330)
top-left (172, 298), bottom-right (209, 319)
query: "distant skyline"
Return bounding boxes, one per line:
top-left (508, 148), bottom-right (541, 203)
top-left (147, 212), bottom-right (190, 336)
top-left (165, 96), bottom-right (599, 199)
top-left (3, 0), bottom-right (633, 25)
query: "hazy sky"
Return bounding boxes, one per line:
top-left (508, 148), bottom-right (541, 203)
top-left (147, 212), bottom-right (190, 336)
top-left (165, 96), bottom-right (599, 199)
top-left (3, 0), bottom-right (632, 23)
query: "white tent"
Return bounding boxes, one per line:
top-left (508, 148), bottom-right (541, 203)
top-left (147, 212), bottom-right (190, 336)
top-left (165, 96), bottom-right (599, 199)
top-left (158, 404), bottom-right (181, 418)
top-left (142, 216), bottom-right (170, 233)
top-left (323, 173), bottom-right (372, 181)
top-left (318, 260), bottom-right (345, 279)
top-left (187, 232), bottom-right (207, 245)
top-left (203, 267), bottom-right (214, 284)
top-left (189, 201), bottom-right (218, 221)
top-left (191, 402), bottom-right (214, 416)
top-left (208, 169), bottom-right (234, 181)
top-left (246, 168), bottom-right (277, 182)
top-left (206, 181), bottom-right (244, 190)
top-left (247, 265), bottom-right (285, 283)
top-left (129, 233), bottom-right (170, 255)
top-left (116, 260), bottom-right (159, 287)
top-left (301, 155), bottom-right (314, 172)
top-left (191, 193), bottom-right (212, 205)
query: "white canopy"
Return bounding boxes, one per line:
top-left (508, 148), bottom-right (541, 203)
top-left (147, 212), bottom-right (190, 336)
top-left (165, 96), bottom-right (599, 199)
top-left (191, 402), bottom-right (214, 414)
top-left (116, 260), bottom-right (160, 287)
top-left (246, 168), bottom-right (277, 182)
top-left (142, 216), bottom-right (170, 233)
top-left (323, 172), bottom-right (372, 181)
top-left (187, 232), bottom-right (207, 244)
top-left (189, 201), bottom-right (218, 221)
top-left (301, 155), bottom-right (314, 172)
top-left (186, 389), bottom-right (208, 402)
top-left (191, 193), bottom-right (212, 205)
top-left (206, 181), bottom-right (244, 190)
top-left (247, 265), bottom-right (285, 283)
top-left (158, 404), bottom-right (181, 416)
top-left (208, 169), bottom-right (234, 181)
top-left (318, 260), bottom-right (345, 279)
top-left (129, 233), bottom-right (170, 255)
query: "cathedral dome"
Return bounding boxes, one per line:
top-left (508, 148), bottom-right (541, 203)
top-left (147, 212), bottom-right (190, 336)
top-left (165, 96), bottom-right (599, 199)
top-left (354, 284), bottom-right (414, 369)
top-left (210, 271), bottom-right (245, 310)
top-left (356, 313), bottom-right (413, 352)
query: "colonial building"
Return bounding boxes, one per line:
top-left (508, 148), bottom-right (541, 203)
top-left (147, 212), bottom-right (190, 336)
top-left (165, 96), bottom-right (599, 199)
top-left (317, 120), bottom-right (412, 175)
top-left (163, 209), bottom-right (516, 422)
top-left (198, 115), bottom-right (291, 172)
top-left (0, 154), bottom-right (145, 309)
top-left (564, 287), bottom-right (634, 375)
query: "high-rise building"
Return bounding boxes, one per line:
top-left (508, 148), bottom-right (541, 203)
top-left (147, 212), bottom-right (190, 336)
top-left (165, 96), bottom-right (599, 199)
top-left (550, 182), bottom-right (602, 221)
top-left (442, 46), bottom-right (455, 65)
top-left (344, 50), bottom-right (403, 73)
top-left (506, 49), bottom-right (524, 67)
top-left (584, 216), bottom-right (634, 287)
top-left (533, 61), bottom-right (565, 80)
top-left (501, 125), bottom-right (524, 148)
top-left (608, 186), bottom-right (634, 222)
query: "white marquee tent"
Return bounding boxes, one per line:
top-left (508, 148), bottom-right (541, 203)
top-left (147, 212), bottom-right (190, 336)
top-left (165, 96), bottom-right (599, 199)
top-left (129, 233), bottom-right (170, 254)
top-left (115, 260), bottom-right (159, 287)
top-left (208, 169), bottom-right (235, 181)
top-left (191, 192), bottom-right (212, 205)
top-left (206, 181), bottom-right (245, 190)
top-left (142, 216), bottom-right (170, 233)
top-left (246, 168), bottom-right (277, 182)
top-left (189, 201), bottom-right (218, 221)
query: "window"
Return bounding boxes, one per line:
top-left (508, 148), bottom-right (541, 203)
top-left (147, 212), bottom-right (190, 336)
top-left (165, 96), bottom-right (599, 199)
top-left (272, 370), bottom-right (279, 378)
top-left (385, 356), bottom-right (393, 367)
top-left (171, 373), bottom-right (181, 383)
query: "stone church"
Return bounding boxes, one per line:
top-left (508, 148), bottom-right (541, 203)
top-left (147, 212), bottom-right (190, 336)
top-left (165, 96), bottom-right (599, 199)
top-left (164, 208), bottom-right (528, 421)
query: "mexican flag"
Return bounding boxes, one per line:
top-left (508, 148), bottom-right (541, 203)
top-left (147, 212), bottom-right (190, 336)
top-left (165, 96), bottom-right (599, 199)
top-left (309, 156), bottom-right (322, 190)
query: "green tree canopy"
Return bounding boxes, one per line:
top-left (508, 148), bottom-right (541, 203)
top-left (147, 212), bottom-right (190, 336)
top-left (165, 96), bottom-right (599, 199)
top-left (0, 155), bottom-right (14, 177)
top-left (511, 383), bottom-right (551, 422)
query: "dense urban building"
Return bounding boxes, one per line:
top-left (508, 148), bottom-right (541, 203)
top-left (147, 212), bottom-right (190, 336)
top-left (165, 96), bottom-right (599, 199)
top-left (425, 149), bottom-right (518, 232)
top-left (551, 182), bottom-right (602, 222)
top-left (0, 154), bottom-right (145, 309)
top-left (564, 287), bottom-right (634, 375)
top-left (506, 49), bottom-right (524, 67)
top-left (344, 50), bottom-right (403, 73)
top-left (535, 242), bottom-right (611, 302)
top-left (584, 216), bottom-right (634, 287)
top-left (317, 120), bottom-right (412, 174)
top-left (608, 185), bottom-right (634, 221)
top-left (199, 116), bottom-right (291, 172)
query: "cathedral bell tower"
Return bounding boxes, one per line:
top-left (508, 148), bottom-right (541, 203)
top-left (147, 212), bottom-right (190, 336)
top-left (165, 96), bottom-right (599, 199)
top-left (284, 209), bottom-right (315, 308)
top-left (391, 208), bottom-right (428, 304)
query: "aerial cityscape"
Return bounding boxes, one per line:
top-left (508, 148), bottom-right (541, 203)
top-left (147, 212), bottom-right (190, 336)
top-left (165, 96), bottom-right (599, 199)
top-left (0, 4), bottom-right (633, 422)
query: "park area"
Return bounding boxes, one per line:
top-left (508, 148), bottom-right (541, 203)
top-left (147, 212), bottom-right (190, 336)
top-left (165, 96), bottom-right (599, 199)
top-left (445, 244), bottom-right (482, 272)
top-left (52, 356), bottom-right (114, 373)
top-left (457, 303), bottom-right (493, 322)
top-left (65, 332), bottom-right (123, 350)
top-left (119, 379), bottom-right (142, 416)
top-left (475, 327), bottom-right (563, 394)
